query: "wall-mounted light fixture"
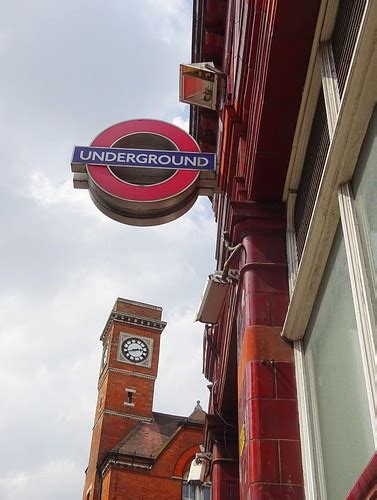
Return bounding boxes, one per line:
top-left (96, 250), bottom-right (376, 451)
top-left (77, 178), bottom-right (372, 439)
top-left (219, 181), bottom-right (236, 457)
top-left (179, 62), bottom-right (225, 111)
top-left (196, 272), bottom-right (233, 324)
top-left (187, 452), bottom-right (213, 485)
top-left (196, 242), bottom-right (243, 325)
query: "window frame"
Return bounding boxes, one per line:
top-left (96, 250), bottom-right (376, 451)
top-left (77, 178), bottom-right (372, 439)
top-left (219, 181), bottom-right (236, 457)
top-left (182, 471), bottom-right (211, 500)
top-left (284, 2), bottom-right (377, 497)
top-left (338, 182), bottom-right (376, 432)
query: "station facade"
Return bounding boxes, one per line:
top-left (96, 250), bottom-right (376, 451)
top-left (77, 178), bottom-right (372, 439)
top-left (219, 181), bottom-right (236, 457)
top-left (189, 0), bottom-right (377, 498)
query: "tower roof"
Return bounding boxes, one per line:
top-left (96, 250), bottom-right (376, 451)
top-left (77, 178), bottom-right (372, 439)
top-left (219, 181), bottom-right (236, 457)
top-left (188, 400), bottom-right (206, 423)
top-left (100, 297), bottom-right (167, 340)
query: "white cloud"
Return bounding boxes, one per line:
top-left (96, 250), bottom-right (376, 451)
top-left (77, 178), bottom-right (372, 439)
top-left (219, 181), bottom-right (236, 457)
top-left (155, 305), bottom-right (208, 415)
top-left (144, 0), bottom-right (191, 44)
top-left (0, 2), bottom-right (215, 499)
top-left (26, 171), bottom-right (106, 224)
top-left (28, 172), bottom-right (84, 206)
top-left (172, 114), bottom-right (190, 132)
top-left (0, 460), bottom-right (82, 500)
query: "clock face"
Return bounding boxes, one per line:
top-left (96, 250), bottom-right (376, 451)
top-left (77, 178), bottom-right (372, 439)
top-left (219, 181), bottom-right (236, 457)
top-left (121, 337), bottom-right (149, 363)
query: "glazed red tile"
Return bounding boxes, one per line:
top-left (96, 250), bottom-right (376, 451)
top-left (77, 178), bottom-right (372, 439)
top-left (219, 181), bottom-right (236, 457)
top-left (245, 360), bottom-right (276, 399)
top-left (267, 235), bottom-right (287, 264)
top-left (213, 462), bottom-right (240, 483)
top-left (271, 293), bottom-right (289, 327)
top-left (249, 398), bottom-right (300, 440)
top-left (248, 483), bottom-right (305, 499)
top-left (249, 268), bottom-right (289, 294)
top-left (275, 362), bottom-right (297, 400)
top-left (243, 234), bottom-right (270, 263)
top-left (248, 439), bottom-right (279, 484)
top-left (244, 292), bottom-right (272, 326)
top-left (229, 482), bottom-right (241, 499)
top-left (279, 440), bottom-right (304, 485)
top-left (211, 480), bottom-right (238, 500)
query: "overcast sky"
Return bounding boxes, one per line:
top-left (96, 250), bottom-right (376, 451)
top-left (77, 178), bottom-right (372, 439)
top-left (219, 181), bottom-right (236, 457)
top-left (0, 1), bottom-right (217, 498)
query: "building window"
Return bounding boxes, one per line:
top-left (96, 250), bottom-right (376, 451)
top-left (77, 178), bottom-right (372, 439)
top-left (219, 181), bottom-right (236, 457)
top-left (331, 0), bottom-right (367, 97)
top-left (303, 225), bottom-right (375, 497)
top-left (352, 106), bottom-right (377, 331)
top-left (100, 342), bottom-right (109, 371)
top-left (294, 89), bottom-right (330, 263)
top-left (202, 485), bottom-right (210, 500)
top-left (182, 472), bottom-right (211, 500)
top-left (294, 104), bottom-right (377, 499)
top-left (182, 481), bottom-right (195, 500)
top-left (284, 2), bottom-right (376, 497)
top-left (124, 387), bottom-right (136, 407)
top-left (182, 483), bottom-right (211, 500)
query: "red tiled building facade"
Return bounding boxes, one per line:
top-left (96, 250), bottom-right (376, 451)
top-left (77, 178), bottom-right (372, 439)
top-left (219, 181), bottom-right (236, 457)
top-left (83, 298), bottom-right (207, 500)
top-left (189, 0), bottom-right (377, 499)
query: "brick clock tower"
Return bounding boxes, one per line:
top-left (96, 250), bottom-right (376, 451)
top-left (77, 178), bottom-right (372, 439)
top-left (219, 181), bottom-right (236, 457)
top-left (83, 298), bottom-right (207, 500)
top-left (83, 298), bottom-right (166, 499)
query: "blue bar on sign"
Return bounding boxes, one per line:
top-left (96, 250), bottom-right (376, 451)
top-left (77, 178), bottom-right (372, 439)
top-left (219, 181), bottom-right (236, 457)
top-left (71, 146), bottom-right (216, 171)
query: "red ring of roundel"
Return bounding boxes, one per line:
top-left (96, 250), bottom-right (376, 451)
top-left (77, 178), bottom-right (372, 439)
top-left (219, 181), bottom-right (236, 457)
top-left (87, 119), bottom-right (200, 202)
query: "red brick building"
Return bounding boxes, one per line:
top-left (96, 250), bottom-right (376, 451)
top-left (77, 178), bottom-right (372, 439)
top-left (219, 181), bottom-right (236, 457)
top-left (83, 298), bottom-right (208, 500)
top-left (187, 0), bottom-right (377, 499)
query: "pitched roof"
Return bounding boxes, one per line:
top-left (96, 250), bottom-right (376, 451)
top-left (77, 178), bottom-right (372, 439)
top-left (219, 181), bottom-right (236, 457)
top-left (187, 401), bottom-right (206, 423)
top-left (111, 406), bottom-right (206, 460)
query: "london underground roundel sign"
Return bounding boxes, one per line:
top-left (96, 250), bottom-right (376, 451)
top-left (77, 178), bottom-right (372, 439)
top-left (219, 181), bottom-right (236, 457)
top-left (71, 119), bottom-right (216, 226)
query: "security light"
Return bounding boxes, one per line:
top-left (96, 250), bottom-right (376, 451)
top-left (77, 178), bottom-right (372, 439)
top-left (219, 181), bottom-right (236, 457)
top-left (187, 452), bottom-right (212, 484)
top-left (196, 272), bottom-right (232, 324)
top-left (179, 62), bottom-right (225, 111)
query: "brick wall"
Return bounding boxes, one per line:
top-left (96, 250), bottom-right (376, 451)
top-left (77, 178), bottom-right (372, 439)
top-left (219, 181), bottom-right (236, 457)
top-left (83, 299), bottom-right (165, 500)
top-left (114, 300), bottom-right (162, 321)
top-left (103, 426), bottom-right (203, 500)
top-left (105, 472), bottom-right (181, 500)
